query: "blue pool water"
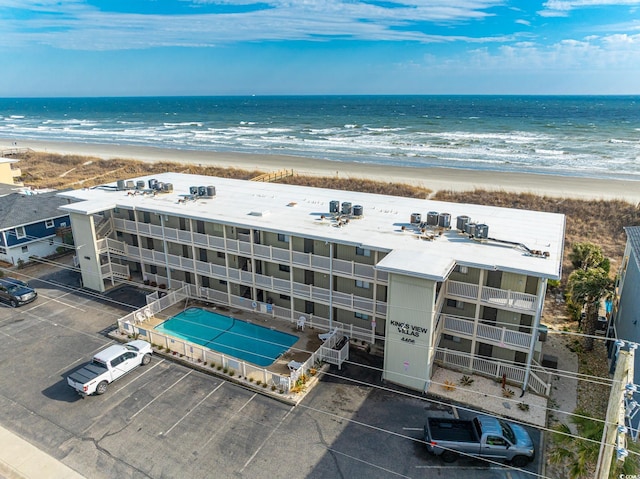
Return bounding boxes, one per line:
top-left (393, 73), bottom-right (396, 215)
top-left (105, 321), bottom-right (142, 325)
top-left (155, 308), bottom-right (298, 367)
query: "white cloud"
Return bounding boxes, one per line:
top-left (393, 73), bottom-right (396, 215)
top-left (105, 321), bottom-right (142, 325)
top-left (515, 19), bottom-right (531, 26)
top-left (0, 0), bottom-right (510, 50)
top-left (540, 0), bottom-right (640, 15)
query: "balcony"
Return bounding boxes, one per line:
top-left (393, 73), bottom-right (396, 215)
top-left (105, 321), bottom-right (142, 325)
top-left (112, 217), bottom-right (387, 283)
top-left (446, 280), bottom-right (538, 314)
top-left (439, 313), bottom-right (533, 352)
top-left (106, 237), bottom-right (387, 318)
top-left (100, 262), bottom-right (130, 280)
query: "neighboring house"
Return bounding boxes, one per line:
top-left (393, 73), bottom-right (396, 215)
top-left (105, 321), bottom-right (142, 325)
top-left (0, 191), bottom-right (72, 265)
top-left (609, 226), bottom-right (640, 435)
top-left (58, 173), bottom-right (565, 396)
top-left (0, 157), bottom-right (23, 186)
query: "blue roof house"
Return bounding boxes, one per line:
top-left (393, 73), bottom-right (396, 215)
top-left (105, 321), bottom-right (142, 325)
top-left (609, 226), bottom-right (640, 440)
top-left (0, 191), bottom-right (72, 265)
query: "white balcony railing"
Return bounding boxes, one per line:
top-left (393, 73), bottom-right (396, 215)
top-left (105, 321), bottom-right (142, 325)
top-left (446, 280), bottom-right (538, 313)
top-left (112, 217), bottom-right (386, 284)
top-left (434, 348), bottom-right (550, 396)
top-left (440, 313), bottom-right (532, 351)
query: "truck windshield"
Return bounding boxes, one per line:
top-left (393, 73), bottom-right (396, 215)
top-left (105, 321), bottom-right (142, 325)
top-left (498, 420), bottom-right (516, 444)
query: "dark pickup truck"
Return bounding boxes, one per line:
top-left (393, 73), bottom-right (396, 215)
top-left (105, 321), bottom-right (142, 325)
top-left (424, 415), bottom-right (535, 467)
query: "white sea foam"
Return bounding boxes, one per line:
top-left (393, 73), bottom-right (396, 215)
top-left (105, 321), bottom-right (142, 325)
top-left (535, 149), bottom-right (565, 155)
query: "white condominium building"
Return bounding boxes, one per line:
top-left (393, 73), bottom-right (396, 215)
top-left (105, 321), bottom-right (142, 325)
top-left (59, 173), bottom-right (565, 395)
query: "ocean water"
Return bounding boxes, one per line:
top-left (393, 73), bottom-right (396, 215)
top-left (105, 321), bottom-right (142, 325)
top-left (1, 95), bottom-right (639, 180)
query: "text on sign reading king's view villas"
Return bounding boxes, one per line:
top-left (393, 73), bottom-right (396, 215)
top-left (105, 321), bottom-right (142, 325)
top-left (391, 320), bottom-right (427, 343)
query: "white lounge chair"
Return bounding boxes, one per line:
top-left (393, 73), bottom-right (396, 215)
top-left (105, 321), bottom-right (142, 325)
top-left (144, 308), bottom-right (154, 321)
top-left (296, 316), bottom-right (306, 331)
top-left (288, 360), bottom-right (303, 372)
top-left (318, 327), bottom-right (339, 342)
top-left (135, 312), bottom-right (145, 324)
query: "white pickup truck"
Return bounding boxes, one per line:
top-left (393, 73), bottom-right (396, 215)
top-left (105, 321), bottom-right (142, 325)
top-left (67, 340), bottom-right (153, 397)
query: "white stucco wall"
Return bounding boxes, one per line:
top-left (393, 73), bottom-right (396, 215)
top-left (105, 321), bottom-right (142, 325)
top-left (383, 273), bottom-right (437, 391)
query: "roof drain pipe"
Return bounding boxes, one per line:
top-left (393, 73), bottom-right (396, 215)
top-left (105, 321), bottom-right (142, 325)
top-left (522, 277), bottom-right (547, 396)
top-left (328, 242), bottom-right (333, 332)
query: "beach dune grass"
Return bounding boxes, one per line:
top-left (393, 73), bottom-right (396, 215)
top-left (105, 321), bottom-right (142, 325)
top-left (11, 150), bottom-right (640, 280)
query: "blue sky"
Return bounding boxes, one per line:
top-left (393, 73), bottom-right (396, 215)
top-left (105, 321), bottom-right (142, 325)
top-left (0, 0), bottom-right (639, 96)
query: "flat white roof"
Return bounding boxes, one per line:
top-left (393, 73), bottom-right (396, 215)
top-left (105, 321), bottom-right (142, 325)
top-left (59, 172), bottom-right (565, 281)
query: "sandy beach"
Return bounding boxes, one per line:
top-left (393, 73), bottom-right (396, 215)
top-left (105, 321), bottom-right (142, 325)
top-left (3, 138), bottom-right (640, 203)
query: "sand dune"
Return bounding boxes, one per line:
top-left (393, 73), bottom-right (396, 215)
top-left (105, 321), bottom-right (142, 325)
top-left (3, 138), bottom-right (639, 203)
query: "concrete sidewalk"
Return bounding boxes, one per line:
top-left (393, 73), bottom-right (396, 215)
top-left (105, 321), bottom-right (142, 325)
top-left (0, 425), bottom-right (84, 479)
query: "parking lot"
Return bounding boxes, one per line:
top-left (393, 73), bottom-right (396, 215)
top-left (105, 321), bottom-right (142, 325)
top-left (0, 260), bottom-right (543, 479)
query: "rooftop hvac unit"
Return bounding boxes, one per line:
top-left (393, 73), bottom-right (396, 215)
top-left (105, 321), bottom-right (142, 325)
top-left (136, 180), bottom-right (146, 189)
top-left (456, 215), bottom-right (470, 231)
top-left (464, 222), bottom-right (477, 237)
top-left (341, 202), bottom-right (352, 215)
top-left (116, 179), bottom-right (126, 191)
top-left (125, 180), bottom-right (135, 190)
top-left (148, 178), bottom-right (158, 189)
top-left (163, 183), bottom-right (173, 193)
top-left (475, 223), bottom-right (489, 239)
top-left (198, 186), bottom-right (207, 197)
top-left (438, 212), bottom-right (451, 228)
top-left (427, 211), bottom-right (439, 226)
top-left (410, 213), bottom-right (422, 224)
top-left (353, 205), bottom-right (364, 217)
top-left (190, 186), bottom-right (199, 195)
top-left (206, 185), bottom-right (216, 197)
top-left (329, 200), bottom-right (340, 214)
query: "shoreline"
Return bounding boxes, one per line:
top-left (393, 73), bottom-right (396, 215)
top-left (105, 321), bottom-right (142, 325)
top-left (3, 138), bottom-right (640, 203)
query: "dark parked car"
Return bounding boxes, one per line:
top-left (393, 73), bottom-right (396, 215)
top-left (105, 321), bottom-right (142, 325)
top-left (0, 278), bottom-right (37, 307)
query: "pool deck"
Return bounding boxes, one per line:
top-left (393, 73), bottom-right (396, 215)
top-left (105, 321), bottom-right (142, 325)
top-left (143, 299), bottom-right (325, 377)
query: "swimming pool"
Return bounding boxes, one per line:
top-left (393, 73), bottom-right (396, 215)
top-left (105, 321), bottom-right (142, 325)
top-left (155, 308), bottom-right (299, 367)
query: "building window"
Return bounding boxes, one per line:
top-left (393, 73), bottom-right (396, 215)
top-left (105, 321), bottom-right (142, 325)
top-left (279, 294), bottom-right (290, 301)
top-left (279, 264), bottom-right (290, 273)
top-left (15, 226), bottom-right (26, 239)
top-left (355, 312), bottom-right (370, 320)
top-left (21, 246), bottom-right (28, 253)
top-left (446, 299), bottom-right (464, 309)
top-left (355, 247), bottom-right (371, 257)
top-left (219, 280), bottom-right (227, 285)
top-left (443, 334), bottom-right (461, 343)
top-left (277, 233), bottom-right (290, 243)
top-left (455, 265), bottom-right (468, 274)
top-left (217, 251), bottom-right (224, 259)
top-left (45, 219), bottom-right (55, 228)
top-left (355, 280), bottom-right (370, 289)
top-left (305, 301), bottom-right (314, 314)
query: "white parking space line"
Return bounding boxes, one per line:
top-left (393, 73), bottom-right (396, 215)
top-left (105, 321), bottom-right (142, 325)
top-left (163, 382), bottom-right (224, 436)
top-left (0, 329), bottom-right (18, 340)
top-left (414, 465), bottom-right (505, 470)
top-left (25, 291), bottom-right (87, 312)
top-left (323, 447), bottom-right (412, 478)
top-left (239, 405), bottom-right (295, 473)
top-left (129, 368), bottom-right (191, 421)
top-left (112, 359), bottom-right (167, 396)
top-left (50, 342), bottom-right (116, 379)
top-left (199, 392), bottom-right (257, 450)
top-left (402, 427), bottom-right (423, 431)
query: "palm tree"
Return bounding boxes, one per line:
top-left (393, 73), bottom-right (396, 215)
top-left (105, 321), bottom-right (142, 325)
top-left (569, 242), bottom-right (611, 273)
top-left (567, 267), bottom-right (613, 351)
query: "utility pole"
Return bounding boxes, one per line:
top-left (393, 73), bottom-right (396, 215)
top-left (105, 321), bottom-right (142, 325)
top-left (595, 348), bottom-right (634, 479)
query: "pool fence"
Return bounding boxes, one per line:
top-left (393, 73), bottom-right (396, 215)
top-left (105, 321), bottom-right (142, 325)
top-left (118, 285), bottom-right (349, 394)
